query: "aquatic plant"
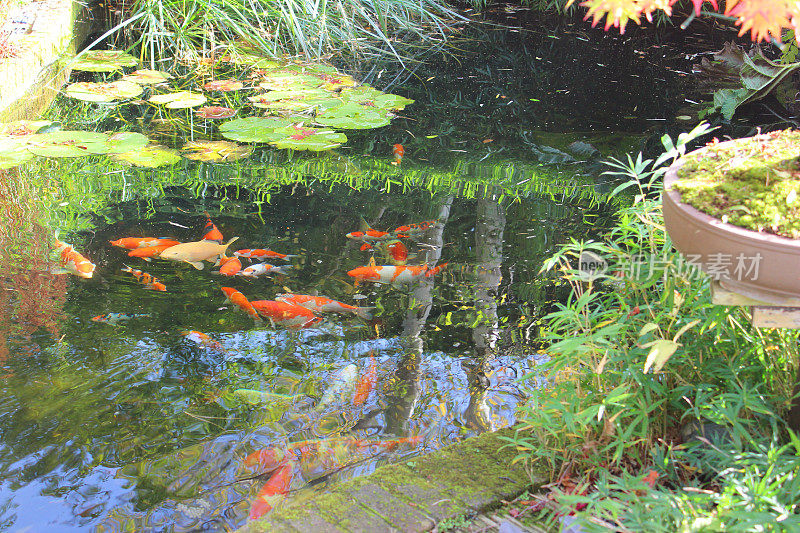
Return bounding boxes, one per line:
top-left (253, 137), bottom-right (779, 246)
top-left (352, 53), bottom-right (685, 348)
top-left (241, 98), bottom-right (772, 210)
top-left (107, 0), bottom-right (466, 65)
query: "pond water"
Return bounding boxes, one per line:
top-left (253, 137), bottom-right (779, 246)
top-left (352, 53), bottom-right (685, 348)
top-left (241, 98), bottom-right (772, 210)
top-left (0, 14), bottom-right (701, 532)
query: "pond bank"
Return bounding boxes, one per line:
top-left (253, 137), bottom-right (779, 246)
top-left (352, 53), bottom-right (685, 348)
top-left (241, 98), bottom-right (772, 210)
top-left (238, 428), bottom-right (543, 532)
top-left (0, 0), bottom-right (96, 121)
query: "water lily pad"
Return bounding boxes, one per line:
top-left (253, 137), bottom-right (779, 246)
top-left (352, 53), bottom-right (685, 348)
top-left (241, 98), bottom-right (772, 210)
top-left (70, 50), bottom-right (138, 72)
top-left (224, 54), bottom-right (282, 69)
top-left (372, 93), bottom-right (414, 110)
top-left (248, 88), bottom-right (341, 112)
top-left (103, 132), bottom-right (149, 154)
top-left (270, 125), bottom-right (347, 151)
top-left (149, 91), bottom-right (207, 109)
top-left (258, 72), bottom-right (324, 91)
top-left (218, 116), bottom-right (298, 143)
top-left (0, 137), bottom-right (34, 168)
top-left (316, 102), bottom-right (392, 129)
top-left (182, 140), bottom-right (253, 162)
top-left (195, 106), bottom-right (236, 119)
top-left (25, 131), bottom-right (111, 157)
top-left (318, 74), bottom-right (357, 91)
top-left (65, 80), bottom-right (143, 102)
top-left (0, 120), bottom-right (52, 136)
top-left (203, 79), bottom-right (244, 91)
top-left (121, 69), bottom-right (172, 85)
top-left (112, 144), bottom-right (181, 167)
top-left (338, 86), bottom-right (412, 110)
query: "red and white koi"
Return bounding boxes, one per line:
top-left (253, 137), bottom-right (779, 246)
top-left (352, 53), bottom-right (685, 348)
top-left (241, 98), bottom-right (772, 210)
top-left (346, 228), bottom-right (403, 244)
top-left (346, 262), bottom-right (448, 286)
top-left (393, 220), bottom-right (436, 237)
top-left (203, 212), bottom-right (223, 242)
top-left (53, 238), bottom-right (95, 279)
top-left (234, 249), bottom-right (297, 261)
top-left (121, 266), bottom-right (167, 291)
top-left (221, 287), bottom-right (262, 322)
top-left (275, 293), bottom-right (373, 320)
top-left (109, 237), bottom-right (179, 250)
top-left (249, 300), bottom-right (322, 329)
top-left (238, 263), bottom-right (290, 278)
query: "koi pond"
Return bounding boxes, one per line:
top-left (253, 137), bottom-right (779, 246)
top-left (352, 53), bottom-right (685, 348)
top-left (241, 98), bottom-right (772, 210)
top-left (0, 14), bottom-right (702, 531)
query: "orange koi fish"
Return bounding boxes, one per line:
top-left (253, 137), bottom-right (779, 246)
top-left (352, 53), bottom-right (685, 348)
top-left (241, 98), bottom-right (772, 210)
top-left (249, 300), bottom-right (322, 329)
top-left (127, 243), bottom-right (177, 261)
top-left (221, 287), bottom-right (262, 322)
top-left (244, 447), bottom-right (288, 473)
top-left (249, 459), bottom-right (294, 520)
top-left (238, 263), bottom-right (290, 278)
top-left (180, 330), bottom-right (226, 352)
top-left (392, 143), bottom-right (404, 165)
top-left (347, 263), bottom-right (448, 286)
top-left (393, 220), bottom-right (436, 237)
top-left (275, 293), bottom-right (373, 320)
top-left (109, 237), bottom-right (179, 250)
top-left (217, 255), bottom-right (242, 276)
top-left (53, 238), bottom-right (95, 279)
top-left (234, 249), bottom-right (297, 261)
top-left (203, 212), bottom-right (223, 242)
top-left (385, 240), bottom-right (408, 264)
top-left (353, 352), bottom-right (377, 406)
top-left (121, 266), bottom-right (167, 291)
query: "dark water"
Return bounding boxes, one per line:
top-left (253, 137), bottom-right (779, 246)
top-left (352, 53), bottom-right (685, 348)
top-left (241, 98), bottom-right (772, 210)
top-left (0, 14), bottom-right (700, 532)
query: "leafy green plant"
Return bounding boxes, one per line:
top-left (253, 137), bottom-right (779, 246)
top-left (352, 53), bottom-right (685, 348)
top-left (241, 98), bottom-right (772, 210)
top-left (505, 124), bottom-right (800, 530)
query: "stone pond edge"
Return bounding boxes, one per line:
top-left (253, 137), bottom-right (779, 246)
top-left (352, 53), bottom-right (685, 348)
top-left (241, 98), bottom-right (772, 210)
top-left (0, 0), bottom-right (97, 122)
top-left (236, 428), bottom-right (546, 533)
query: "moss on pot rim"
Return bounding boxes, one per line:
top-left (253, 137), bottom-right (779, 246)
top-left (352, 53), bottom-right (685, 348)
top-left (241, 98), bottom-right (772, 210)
top-left (673, 129), bottom-right (800, 239)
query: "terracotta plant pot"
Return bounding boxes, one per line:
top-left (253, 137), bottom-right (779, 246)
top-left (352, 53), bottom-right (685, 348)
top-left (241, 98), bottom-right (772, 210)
top-left (662, 136), bottom-right (800, 305)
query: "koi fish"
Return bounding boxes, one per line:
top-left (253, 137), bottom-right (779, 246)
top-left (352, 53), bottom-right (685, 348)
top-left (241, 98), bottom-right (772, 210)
top-left (91, 312), bottom-right (151, 325)
top-left (238, 263), bottom-right (291, 278)
top-left (383, 240), bottom-right (409, 264)
top-left (127, 243), bottom-right (178, 261)
top-left (353, 352), bottom-right (377, 406)
top-left (346, 263), bottom-right (448, 286)
top-left (316, 364), bottom-right (359, 410)
top-left (203, 212), bottom-right (223, 242)
top-left (216, 255), bottom-right (242, 276)
top-left (221, 287), bottom-right (262, 322)
top-left (180, 330), bottom-right (226, 352)
top-left (244, 447), bottom-right (288, 472)
top-left (53, 238), bottom-right (95, 278)
top-left (234, 249), bottom-right (297, 261)
top-left (159, 236), bottom-right (239, 270)
top-left (109, 237), bottom-right (179, 250)
top-left (392, 143), bottom-right (404, 165)
top-left (249, 300), bottom-right (322, 329)
top-left (121, 266), bottom-right (167, 291)
top-left (393, 220), bottom-right (436, 237)
top-left (249, 459), bottom-right (294, 520)
top-left (275, 293), bottom-right (373, 320)
top-left (345, 228), bottom-right (397, 243)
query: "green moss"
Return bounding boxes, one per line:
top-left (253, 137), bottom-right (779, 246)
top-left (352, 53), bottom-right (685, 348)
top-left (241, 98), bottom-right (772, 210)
top-left (674, 129), bottom-right (800, 239)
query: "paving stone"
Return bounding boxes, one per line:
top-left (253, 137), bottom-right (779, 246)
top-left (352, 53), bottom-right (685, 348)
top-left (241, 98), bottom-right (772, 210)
top-left (393, 483), bottom-right (465, 522)
top-left (285, 513), bottom-right (343, 533)
top-left (335, 499), bottom-right (401, 533)
top-left (345, 483), bottom-right (435, 532)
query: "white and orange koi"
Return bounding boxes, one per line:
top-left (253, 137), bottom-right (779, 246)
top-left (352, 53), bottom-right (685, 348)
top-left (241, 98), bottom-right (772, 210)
top-left (109, 237), bottom-right (179, 250)
top-left (221, 287), bottom-right (262, 322)
top-left (238, 263), bottom-right (290, 278)
top-left (249, 300), bottom-right (322, 329)
top-left (346, 262), bottom-right (448, 286)
top-left (353, 352), bottom-right (377, 406)
top-left (53, 238), bottom-right (95, 279)
top-left (393, 220), bottom-right (436, 237)
top-left (346, 228), bottom-right (403, 243)
top-left (234, 249), bottom-right (297, 261)
top-left (275, 293), bottom-right (372, 320)
top-left (248, 459), bottom-right (294, 520)
top-left (180, 330), bottom-right (226, 353)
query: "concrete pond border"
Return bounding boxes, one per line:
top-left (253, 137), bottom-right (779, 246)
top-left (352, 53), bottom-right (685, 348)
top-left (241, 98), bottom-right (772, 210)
top-left (237, 428), bottom-right (546, 533)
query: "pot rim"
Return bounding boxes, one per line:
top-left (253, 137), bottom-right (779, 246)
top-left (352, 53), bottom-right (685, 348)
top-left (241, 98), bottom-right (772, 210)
top-left (663, 136), bottom-right (800, 250)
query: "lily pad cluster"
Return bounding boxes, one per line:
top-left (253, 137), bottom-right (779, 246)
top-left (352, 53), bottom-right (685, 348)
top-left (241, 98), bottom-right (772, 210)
top-left (0, 50), bottom-right (414, 168)
top-left (0, 124), bottom-right (150, 168)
